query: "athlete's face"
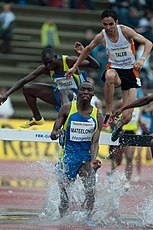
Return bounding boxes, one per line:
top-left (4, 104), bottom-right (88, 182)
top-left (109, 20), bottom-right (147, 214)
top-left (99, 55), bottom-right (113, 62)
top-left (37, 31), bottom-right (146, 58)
top-left (101, 17), bottom-right (118, 35)
top-left (42, 54), bottom-right (58, 70)
top-left (78, 82), bottom-right (94, 102)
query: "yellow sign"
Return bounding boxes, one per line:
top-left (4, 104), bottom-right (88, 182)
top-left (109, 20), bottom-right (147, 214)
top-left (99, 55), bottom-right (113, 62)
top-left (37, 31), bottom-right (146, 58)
top-left (0, 119), bottom-right (151, 165)
top-left (0, 119), bottom-right (60, 161)
top-left (0, 119), bottom-right (109, 161)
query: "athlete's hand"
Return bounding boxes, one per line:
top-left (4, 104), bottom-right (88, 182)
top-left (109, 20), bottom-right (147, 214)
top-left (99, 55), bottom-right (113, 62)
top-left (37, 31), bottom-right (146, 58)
top-left (65, 67), bottom-right (77, 79)
top-left (74, 42), bottom-right (84, 55)
top-left (133, 59), bottom-right (144, 72)
top-left (0, 95), bottom-right (7, 105)
top-left (111, 108), bottom-right (123, 119)
top-left (91, 159), bottom-right (101, 171)
top-left (50, 129), bottom-right (65, 140)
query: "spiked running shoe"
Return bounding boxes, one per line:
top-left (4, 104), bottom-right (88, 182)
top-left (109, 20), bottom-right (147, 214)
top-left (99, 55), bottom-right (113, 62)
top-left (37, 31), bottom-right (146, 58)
top-left (111, 125), bottom-right (122, 142)
top-left (20, 117), bottom-right (45, 128)
top-left (102, 114), bottom-right (111, 128)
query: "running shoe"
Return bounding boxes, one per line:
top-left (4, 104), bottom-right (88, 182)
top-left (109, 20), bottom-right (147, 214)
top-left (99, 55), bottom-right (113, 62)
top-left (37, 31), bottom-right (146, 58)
top-left (20, 117), bottom-right (44, 128)
top-left (102, 114), bottom-right (111, 128)
top-left (111, 124), bottom-right (122, 142)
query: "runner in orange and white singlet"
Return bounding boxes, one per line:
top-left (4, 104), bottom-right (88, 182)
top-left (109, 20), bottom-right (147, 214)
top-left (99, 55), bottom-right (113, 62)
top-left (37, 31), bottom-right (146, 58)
top-left (65, 9), bottom-right (152, 142)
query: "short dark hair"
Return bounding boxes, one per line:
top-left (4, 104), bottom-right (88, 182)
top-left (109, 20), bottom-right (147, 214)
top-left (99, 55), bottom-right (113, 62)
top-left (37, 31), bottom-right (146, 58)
top-left (41, 47), bottom-right (56, 61)
top-left (101, 9), bottom-right (118, 21)
top-left (79, 81), bottom-right (95, 91)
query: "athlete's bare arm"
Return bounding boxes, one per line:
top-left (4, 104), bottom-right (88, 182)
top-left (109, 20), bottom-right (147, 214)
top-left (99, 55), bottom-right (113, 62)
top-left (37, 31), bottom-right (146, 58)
top-left (65, 33), bottom-right (104, 78)
top-left (0, 65), bottom-right (48, 104)
top-left (73, 41), bottom-right (100, 69)
top-left (112, 94), bottom-right (153, 119)
top-left (121, 25), bottom-right (153, 71)
top-left (51, 103), bottom-right (71, 139)
top-left (90, 112), bottom-right (103, 160)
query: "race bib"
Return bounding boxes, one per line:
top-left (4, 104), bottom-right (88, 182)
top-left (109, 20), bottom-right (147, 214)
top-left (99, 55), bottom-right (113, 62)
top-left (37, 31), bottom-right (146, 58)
top-left (70, 121), bottom-right (95, 142)
top-left (110, 46), bottom-right (133, 64)
top-left (54, 76), bottom-right (77, 90)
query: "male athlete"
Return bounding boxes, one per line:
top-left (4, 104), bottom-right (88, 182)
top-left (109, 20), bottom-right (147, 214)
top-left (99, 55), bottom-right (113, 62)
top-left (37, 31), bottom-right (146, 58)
top-left (65, 9), bottom-right (152, 142)
top-left (0, 42), bottom-right (99, 128)
top-left (51, 81), bottom-right (103, 217)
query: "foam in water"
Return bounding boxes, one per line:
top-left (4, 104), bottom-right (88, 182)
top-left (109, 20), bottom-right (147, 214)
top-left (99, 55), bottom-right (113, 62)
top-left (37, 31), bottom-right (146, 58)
top-left (36, 161), bottom-right (128, 227)
top-left (136, 194), bottom-right (153, 227)
top-left (25, 160), bottom-right (153, 228)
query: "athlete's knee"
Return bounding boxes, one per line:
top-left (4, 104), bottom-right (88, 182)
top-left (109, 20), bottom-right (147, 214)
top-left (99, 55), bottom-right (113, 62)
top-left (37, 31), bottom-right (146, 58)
top-left (105, 69), bottom-right (116, 84)
top-left (22, 83), bottom-right (32, 94)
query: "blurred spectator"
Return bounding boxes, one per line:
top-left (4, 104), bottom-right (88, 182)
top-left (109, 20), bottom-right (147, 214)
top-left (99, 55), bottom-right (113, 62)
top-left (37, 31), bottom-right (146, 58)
top-left (0, 88), bottom-right (14, 119)
top-left (115, 0), bottom-right (130, 25)
top-left (81, 29), bottom-right (94, 47)
top-left (31, 0), bottom-right (64, 6)
top-left (0, 3), bottom-right (16, 53)
top-left (136, 8), bottom-right (153, 43)
top-left (70, 0), bottom-right (95, 10)
top-left (18, 0), bottom-right (27, 5)
top-left (40, 17), bottom-right (60, 48)
top-left (81, 30), bottom-right (107, 86)
top-left (31, 0), bottom-right (49, 5)
top-left (87, 77), bottom-right (103, 114)
top-left (91, 45), bottom-right (107, 86)
top-left (145, 0), bottom-right (153, 10)
top-left (126, 6), bottom-right (139, 29)
top-left (47, 0), bottom-right (64, 7)
top-left (136, 44), bottom-right (152, 91)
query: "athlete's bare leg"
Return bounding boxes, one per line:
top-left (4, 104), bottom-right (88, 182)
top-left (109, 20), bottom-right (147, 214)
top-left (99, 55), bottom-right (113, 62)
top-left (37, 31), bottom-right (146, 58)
top-left (104, 69), bottom-right (121, 115)
top-left (117, 88), bottom-right (137, 129)
top-left (23, 83), bottom-right (57, 120)
top-left (79, 162), bottom-right (96, 213)
top-left (135, 147), bottom-right (142, 177)
top-left (124, 146), bottom-right (135, 181)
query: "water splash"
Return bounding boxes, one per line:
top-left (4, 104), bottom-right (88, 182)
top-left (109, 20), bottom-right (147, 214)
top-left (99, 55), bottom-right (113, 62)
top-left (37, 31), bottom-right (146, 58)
top-left (137, 194), bottom-right (153, 227)
top-left (37, 164), bottom-right (129, 227)
top-left (23, 160), bottom-right (153, 228)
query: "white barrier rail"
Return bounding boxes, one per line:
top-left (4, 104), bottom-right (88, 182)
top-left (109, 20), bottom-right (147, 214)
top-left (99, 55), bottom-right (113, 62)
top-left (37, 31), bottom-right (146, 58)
top-left (0, 129), bottom-right (119, 146)
top-left (0, 129), bottom-right (152, 146)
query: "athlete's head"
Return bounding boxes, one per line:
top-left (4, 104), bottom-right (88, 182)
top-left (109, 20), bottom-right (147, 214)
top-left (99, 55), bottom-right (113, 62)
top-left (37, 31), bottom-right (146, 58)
top-left (41, 47), bottom-right (58, 70)
top-left (77, 81), bottom-right (94, 103)
top-left (101, 9), bottom-right (118, 21)
top-left (101, 9), bottom-right (118, 35)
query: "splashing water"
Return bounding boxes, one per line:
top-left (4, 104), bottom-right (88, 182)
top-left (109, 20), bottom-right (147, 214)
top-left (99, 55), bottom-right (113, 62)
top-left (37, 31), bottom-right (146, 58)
top-left (136, 195), bottom-right (153, 227)
top-left (35, 161), bottom-right (128, 227)
top-left (23, 160), bottom-right (153, 228)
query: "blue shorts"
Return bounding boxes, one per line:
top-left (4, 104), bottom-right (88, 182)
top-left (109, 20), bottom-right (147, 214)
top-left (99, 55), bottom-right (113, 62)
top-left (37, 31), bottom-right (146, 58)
top-left (52, 85), bottom-right (61, 112)
top-left (52, 86), bottom-right (77, 112)
top-left (62, 149), bottom-right (91, 181)
top-left (52, 72), bottom-right (87, 112)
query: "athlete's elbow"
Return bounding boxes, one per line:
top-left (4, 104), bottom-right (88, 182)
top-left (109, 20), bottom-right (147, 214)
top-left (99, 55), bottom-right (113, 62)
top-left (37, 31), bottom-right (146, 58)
top-left (149, 40), bottom-right (153, 49)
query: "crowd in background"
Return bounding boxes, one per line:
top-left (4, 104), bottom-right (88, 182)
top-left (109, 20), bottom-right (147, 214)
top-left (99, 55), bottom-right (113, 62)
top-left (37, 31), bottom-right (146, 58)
top-left (0, 0), bottom-right (153, 92)
top-left (0, 0), bottom-right (153, 11)
top-left (0, 0), bottom-right (153, 183)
